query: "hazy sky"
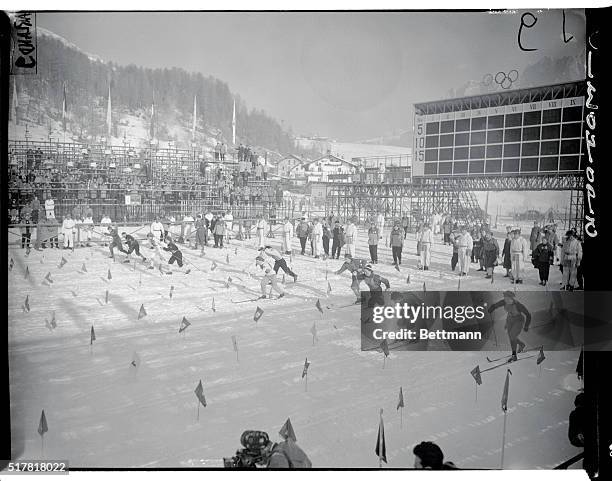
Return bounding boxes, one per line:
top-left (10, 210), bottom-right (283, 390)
top-left (38, 10), bottom-right (585, 141)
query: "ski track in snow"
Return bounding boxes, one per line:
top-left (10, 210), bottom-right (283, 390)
top-left (8, 231), bottom-right (582, 468)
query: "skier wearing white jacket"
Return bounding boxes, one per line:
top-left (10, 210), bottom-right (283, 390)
top-left (312, 218), bottom-right (323, 258)
top-left (376, 212), bottom-right (385, 240)
top-left (281, 218), bottom-right (294, 254)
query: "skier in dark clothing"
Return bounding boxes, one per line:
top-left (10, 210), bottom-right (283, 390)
top-left (163, 234), bottom-right (191, 273)
top-left (122, 232), bottom-right (147, 263)
top-left (488, 291), bottom-right (531, 362)
top-left (361, 264), bottom-right (390, 307)
top-left (106, 226), bottom-right (127, 260)
top-left (568, 393), bottom-right (585, 448)
top-left (336, 257), bottom-right (369, 302)
top-left (502, 228), bottom-right (513, 277)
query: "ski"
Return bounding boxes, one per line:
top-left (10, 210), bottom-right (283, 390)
top-left (481, 353), bottom-right (537, 373)
top-left (486, 345), bottom-right (543, 363)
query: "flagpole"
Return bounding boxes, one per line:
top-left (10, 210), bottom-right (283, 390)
top-left (41, 434), bottom-right (44, 458)
top-left (305, 372), bottom-right (308, 392)
top-left (400, 407), bottom-right (403, 429)
top-left (475, 383), bottom-right (478, 403)
top-left (500, 410), bottom-right (508, 468)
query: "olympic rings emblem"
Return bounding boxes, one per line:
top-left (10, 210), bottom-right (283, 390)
top-left (482, 70), bottom-right (519, 90)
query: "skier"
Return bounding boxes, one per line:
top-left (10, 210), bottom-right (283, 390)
top-left (487, 291), bottom-right (532, 362)
top-left (456, 225), bottom-right (473, 276)
top-left (146, 233), bottom-right (170, 274)
top-left (261, 246), bottom-right (298, 282)
top-left (331, 220), bottom-right (344, 259)
top-left (336, 257), bottom-right (369, 303)
top-left (510, 228), bottom-right (529, 284)
top-left (82, 211), bottom-right (94, 247)
top-left (163, 233), bottom-right (191, 274)
top-left (367, 223), bottom-right (380, 264)
top-left (361, 263), bottom-right (390, 307)
top-left (213, 214), bottom-right (226, 248)
top-left (312, 218), bottom-right (323, 258)
top-left (105, 225), bottom-right (127, 260)
top-left (122, 232), bottom-right (147, 263)
top-left (255, 253), bottom-right (285, 299)
top-left (481, 230), bottom-right (499, 279)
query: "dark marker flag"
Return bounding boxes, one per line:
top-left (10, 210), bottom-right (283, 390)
top-left (423, 281), bottom-right (426, 292)
top-left (536, 346), bottom-right (546, 365)
top-left (315, 299), bottom-right (323, 314)
top-left (138, 304), bottom-right (147, 320)
top-left (327, 281), bottom-right (332, 294)
top-left (131, 351), bottom-right (141, 368)
top-left (380, 339), bottom-right (390, 357)
top-left (50, 311), bottom-right (57, 329)
top-left (24, 295), bottom-right (30, 312)
top-left (107, 268), bottom-right (112, 280)
top-left (302, 358), bottom-right (310, 378)
top-left (44, 272), bottom-right (53, 283)
top-left (170, 285), bottom-right (174, 299)
top-left (38, 410), bottom-right (48, 436)
top-left (254, 306), bottom-right (264, 322)
top-left (25, 266), bottom-right (30, 278)
top-left (375, 414), bottom-right (387, 463)
top-left (212, 297), bottom-right (216, 312)
top-left (211, 261), bottom-right (217, 271)
top-left (81, 262), bottom-right (87, 272)
top-left (90, 325), bottom-right (96, 345)
top-left (501, 369), bottom-right (512, 412)
top-left (397, 387), bottom-right (404, 410)
top-left (105, 289), bottom-right (109, 304)
top-left (406, 274), bottom-right (410, 284)
top-left (9, 258), bottom-right (14, 271)
top-left (471, 365), bottom-right (482, 385)
top-left (179, 316), bottom-right (191, 333)
top-left (279, 418), bottom-right (297, 442)
top-left (59, 257), bottom-right (68, 268)
top-left (194, 380), bottom-right (207, 407)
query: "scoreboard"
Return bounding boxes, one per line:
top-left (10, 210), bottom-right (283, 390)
top-left (413, 87), bottom-right (585, 178)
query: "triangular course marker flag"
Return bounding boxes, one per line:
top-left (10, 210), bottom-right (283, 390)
top-left (90, 325), bottom-right (96, 345)
top-left (423, 281), bottom-right (426, 292)
top-left (131, 351), bottom-right (141, 368)
top-left (50, 311), bottom-right (57, 329)
top-left (471, 365), bottom-right (482, 385)
top-left (105, 290), bottom-right (109, 304)
top-left (380, 339), bottom-right (390, 357)
top-left (397, 387), bottom-right (404, 410)
top-left (179, 316), bottom-right (191, 333)
top-left (169, 285), bottom-right (174, 299)
top-left (302, 357), bottom-right (310, 378)
top-left (211, 261), bottom-right (217, 271)
top-left (501, 369), bottom-right (512, 412)
top-left (212, 297), bottom-right (216, 312)
top-left (279, 418), bottom-right (297, 442)
top-left (536, 346), bottom-right (546, 365)
top-left (81, 262), bottom-right (87, 272)
top-left (107, 268), bottom-right (112, 280)
top-left (194, 380), bottom-right (207, 407)
top-left (9, 258), bottom-right (14, 271)
top-left (44, 272), bottom-right (53, 284)
top-left (38, 410), bottom-right (48, 436)
top-left (327, 281), bottom-right (332, 294)
top-left (254, 306), bottom-right (264, 322)
top-left (375, 410), bottom-right (387, 464)
top-left (406, 274), bottom-right (410, 284)
top-left (25, 266), bottom-right (30, 279)
top-left (59, 257), bottom-right (68, 268)
top-left (24, 295), bottom-right (30, 312)
top-left (315, 299), bottom-right (323, 314)
top-left (138, 304), bottom-right (147, 320)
